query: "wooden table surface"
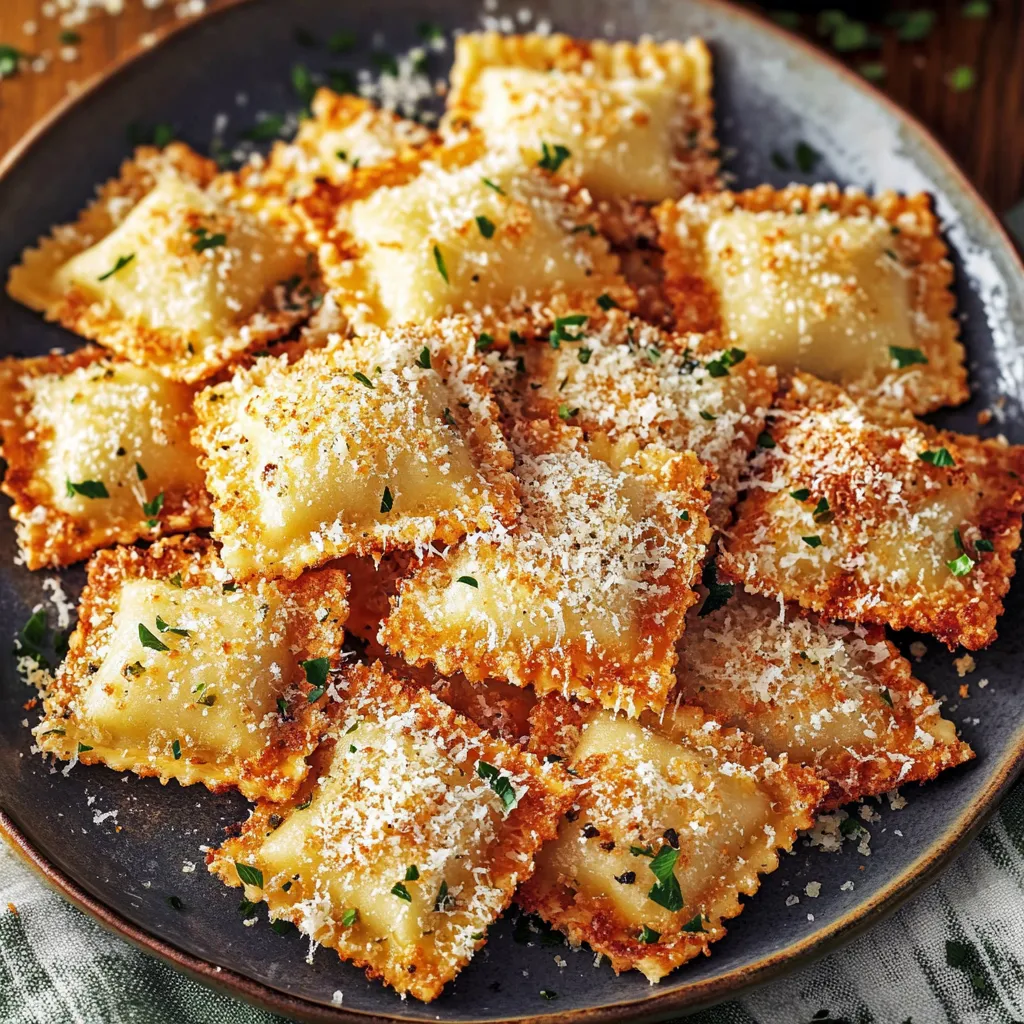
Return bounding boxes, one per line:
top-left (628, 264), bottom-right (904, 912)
top-left (0, 0), bottom-right (1021, 212)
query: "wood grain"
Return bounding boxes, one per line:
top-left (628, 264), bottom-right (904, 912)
top-left (0, 0), bottom-right (1021, 210)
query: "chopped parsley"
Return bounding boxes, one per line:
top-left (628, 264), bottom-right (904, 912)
top-left (457, 575), bottom-right (479, 588)
top-left (222, 582), bottom-right (238, 593)
top-left (192, 226), bottom-right (227, 253)
top-left (704, 347), bottom-right (746, 377)
top-left (638, 924), bottom-right (660, 943)
top-left (97, 253), bottom-right (135, 281)
top-left (812, 497), bottom-right (833, 524)
top-left (947, 552), bottom-right (974, 577)
top-left (138, 624), bottom-right (169, 652)
top-left (123, 661), bottom-right (145, 678)
top-left (142, 492), bottom-right (164, 527)
top-left (557, 404), bottom-right (579, 421)
top-left (135, 462), bottom-right (148, 481)
top-left (405, 865), bottom-right (420, 881)
top-left (476, 332), bottom-right (495, 351)
top-left (155, 615), bottom-right (189, 637)
top-left (476, 760), bottom-right (519, 813)
top-left (433, 244), bottom-right (449, 284)
top-left (537, 141), bottom-right (571, 172)
top-left (880, 687), bottom-right (894, 707)
top-left (171, 739), bottom-right (182, 760)
top-left (475, 215), bottom-right (496, 239)
top-left (975, 538), bottom-right (995, 552)
top-left (352, 371), bottom-right (374, 388)
top-left (699, 559), bottom-right (734, 617)
top-left (578, 347), bottom-right (592, 364)
top-left (699, 410), bottom-right (717, 421)
top-left (646, 845), bottom-right (684, 912)
top-left (918, 447), bottom-right (955, 467)
top-left (757, 431), bottom-right (776, 449)
top-left (77, 742), bottom-right (93, 754)
top-left (380, 486), bottom-right (394, 513)
top-left (442, 407), bottom-right (457, 427)
top-left (839, 817), bottom-right (866, 838)
top-left (391, 882), bottom-right (412, 902)
top-left (416, 347), bottom-right (431, 369)
top-left (302, 657), bottom-right (330, 698)
top-left (481, 177), bottom-right (505, 195)
top-left (549, 314), bottom-right (587, 347)
top-left (889, 345), bottom-right (928, 368)
top-left (790, 488), bottom-right (811, 501)
top-left (434, 880), bottom-right (454, 911)
top-left (341, 907), bottom-right (359, 926)
top-left (0, 45), bottom-right (24, 78)
top-left (802, 535), bottom-right (823, 548)
top-left (681, 913), bottom-right (707, 933)
top-left (630, 845), bottom-right (654, 857)
top-left (235, 863), bottom-right (264, 888)
top-left (66, 478), bottom-right (109, 499)
top-left (596, 293), bottom-right (619, 311)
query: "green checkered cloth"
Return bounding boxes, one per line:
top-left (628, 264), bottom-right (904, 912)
top-left (4, 206), bottom-right (1024, 1024)
top-left (2, 781), bottom-right (1023, 1024)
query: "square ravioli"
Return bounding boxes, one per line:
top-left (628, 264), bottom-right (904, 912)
top-left (0, 347), bottom-right (211, 569)
top-left (259, 89), bottom-right (433, 197)
top-left (193, 319), bottom-right (519, 580)
top-left (207, 662), bottom-right (574, 1003)
top-left (298, 135), bottom-right (633, 335)
top-left (674, 587), bottom-right (974, 808)
top-left (485, 308), bottom-right (777, 526)
top-left (518, 697), bottom-right (826, 982)
top-left (720, 374), bottom-right (1024, 650)
top-left (7, 143), bottom-right (317, 383)
top-left (655, 184), bottom-right (968, 414)
top-left (380, 420), bottom-right (713, 716)
top-left (445, 32), bottom-right (717, 202)
top-left (34, 536), bottom-right (349, 801)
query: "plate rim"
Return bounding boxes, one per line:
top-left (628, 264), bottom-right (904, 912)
top-left (2, 1), bottom-right (1023, 1021)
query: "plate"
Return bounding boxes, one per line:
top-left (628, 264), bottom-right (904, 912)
top-left (2, 1), bottom-right (1023, 1021)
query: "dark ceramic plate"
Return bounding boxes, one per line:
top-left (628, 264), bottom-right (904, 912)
top-left (2, 1), bottom-right (1024, 1021)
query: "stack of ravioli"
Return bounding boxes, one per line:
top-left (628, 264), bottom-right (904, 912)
top-left (2, 30), bottom-right (1021, 1004)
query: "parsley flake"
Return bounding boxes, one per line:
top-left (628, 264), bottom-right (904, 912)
top-left (442, 407), bottom-right (457, 427)
top-left (341, 907), bottom-right (359, 926)
top-left (172, 739), bottom-right (182, 760)
top-left (647, 845), bottom-right (683, 912)
top-left (699, 559), bottom-right (734, 617)
top-left (138, 624), bottom-right (169, 652)
top-left (681, 913), bottom-right (707, 933)
top-left (97, 254), bottom-right (135, 281)
top-left (975, 538), bottom-right (995, 552)
top-left (704, 347), bottom-right (746, 377)
top-left (433, 244), bottom-right (449, 284)
top-left (301, 657), bottom-right (330, 695)
top-left (235, 863), bottom-right (264, 888)
top-left (578, 347), bottom-right (593, 364)
top-left (135, 462), bottom-right (147, 481)
top-left (802, 535), bottom-right (823, 548)
top-left (380, 486), bottom-right (394, 514)
top-left (457, 575), bottom-right (479, 588)
top-left (66, 479), bottom-right (109, 499)
top-left (889, 345), bottom-right (928, 368)
top-left (416, 347), bottom-right (431, 369)
top-left (699, 410), bottom-right (717, 421)
top-left (537, 141), bottom-right (571, 172)
top-left (790, 488), bottom-right (811, 500)
top-left (596, 293), bottom-right (619, 311)
top-left (352, 371), bottom-right (374, 388)
top-left (638, 924), bottom-right (660, 943)
top-left (919, 447), bottom-right (955, 467)
top-left (812, 497), bottom-right (833, 524)
top-left (757, 431), bottom-right (776, 449)
top-left (476, 332), bottom-right (494, 351)
top-left (391, 882), bottom-right (412, 902)
top-left (475, 215), bottom-right (496, 239)
top-left (477, 760), bottom-right (519, 813)
top-left (947, 552), bottom-right (974, 577)
top-left (557, 404), bottom-right (579, 421)
top-left (549, 314), bottom-right (587, 347)
top-left (880, 687), bottom-right (894, 707)
top-left (155, 615), bottom-right (189, 637)
top-left (482, 177), bottom-right (505, 195)
top-left (77, 742), bottom-right (93, 754)
top-left (434, 880), bottom-right (454, 911)
top-left (192, 227), bottom-right (227, 253)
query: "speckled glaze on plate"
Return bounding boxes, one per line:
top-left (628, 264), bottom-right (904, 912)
top-left (1, 1), bottom-right (1023, 1021)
